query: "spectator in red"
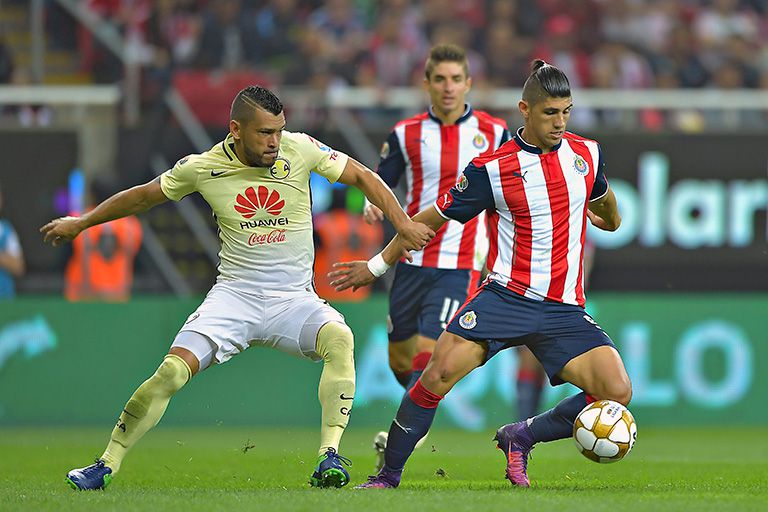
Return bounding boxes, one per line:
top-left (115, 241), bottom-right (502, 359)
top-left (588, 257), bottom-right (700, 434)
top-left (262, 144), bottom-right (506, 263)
top-left (533, 15), bottom-right (592, 88)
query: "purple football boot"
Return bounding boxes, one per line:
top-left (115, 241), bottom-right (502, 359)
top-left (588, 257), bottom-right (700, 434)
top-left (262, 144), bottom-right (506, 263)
top-left (494, 421), bottom-right (535, 488)
top-left (354, 470), bottom-right (401, 489)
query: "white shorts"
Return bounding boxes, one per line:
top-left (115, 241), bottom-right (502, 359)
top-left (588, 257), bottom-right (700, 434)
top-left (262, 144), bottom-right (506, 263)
top-left (172, 281), bottom-right (345, 366)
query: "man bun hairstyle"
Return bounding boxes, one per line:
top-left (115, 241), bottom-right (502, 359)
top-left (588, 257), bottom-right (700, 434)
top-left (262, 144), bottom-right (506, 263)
top-left (230, 85), bottom-right (283, 124)
top-left (522, 59), bottom-right (571, 105)
top-left (425, 43), bottom-right (469, 79)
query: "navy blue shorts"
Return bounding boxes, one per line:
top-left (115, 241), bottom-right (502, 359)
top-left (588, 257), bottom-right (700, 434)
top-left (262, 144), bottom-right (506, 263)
top-left (445, 281), bottom-right (615, 386)
top-left (388, 262), bottom-right (480, 342)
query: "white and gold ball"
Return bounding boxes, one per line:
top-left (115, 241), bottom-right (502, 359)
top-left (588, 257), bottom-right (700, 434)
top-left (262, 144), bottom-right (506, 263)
top-left (573, 400), bottom-right (637, 463)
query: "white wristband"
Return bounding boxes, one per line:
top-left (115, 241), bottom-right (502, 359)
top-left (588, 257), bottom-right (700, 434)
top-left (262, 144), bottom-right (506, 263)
top-left (366, 252), bottom-right (391, 278)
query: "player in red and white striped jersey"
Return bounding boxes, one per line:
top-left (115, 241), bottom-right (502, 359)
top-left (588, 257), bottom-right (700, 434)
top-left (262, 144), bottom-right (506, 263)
top-left (333, 60), bottom-right (632, 489)
top-left (363, 44), bottom-right (508, 470)
top-left (364, 44), bottom-right (510, 394)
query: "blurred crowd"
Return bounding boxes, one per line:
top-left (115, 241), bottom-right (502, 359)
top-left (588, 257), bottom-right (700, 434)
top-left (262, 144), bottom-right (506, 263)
top-left (41, 0), bottom-right (768, 91)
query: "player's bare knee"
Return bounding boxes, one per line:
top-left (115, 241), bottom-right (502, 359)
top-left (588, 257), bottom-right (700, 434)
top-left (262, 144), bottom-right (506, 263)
top-left (421, 363), bottom-right (453, 387)
top-left (419, 364), bottom-right (439, 387)
top-left (600, 379), bottom-right (632, 406)
top-left (618, 379), bottom-right (633, 406)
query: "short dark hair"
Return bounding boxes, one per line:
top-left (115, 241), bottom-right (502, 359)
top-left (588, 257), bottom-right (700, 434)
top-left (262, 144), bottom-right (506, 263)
top-left (425, 44), bottom-right (469, 80)
top-left (230, 85), bottom-right (283, 124)
top-left (522, 59), bottom-right (571, 105)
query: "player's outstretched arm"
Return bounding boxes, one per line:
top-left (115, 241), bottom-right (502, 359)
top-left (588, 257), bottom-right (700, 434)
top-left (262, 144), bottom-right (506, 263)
top-left (40, 177), bottom-right (169, 246)
top-left (337, 158), bottom-right (435, 252)
top-left (329, 206), bottom-right (448, 292)
top-left (587, 187), bottom-right (621, 232)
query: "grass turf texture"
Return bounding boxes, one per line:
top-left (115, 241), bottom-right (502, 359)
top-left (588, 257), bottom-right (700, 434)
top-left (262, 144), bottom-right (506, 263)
top-left (2, 427), bottom-right (766, 511)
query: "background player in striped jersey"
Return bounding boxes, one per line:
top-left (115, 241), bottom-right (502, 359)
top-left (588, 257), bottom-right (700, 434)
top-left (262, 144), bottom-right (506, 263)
top-left (41, 86), bottom-right (435, 491)
top-left (331, 60), bottom-right (632, 489)
top-left (362, 44), bottom-right (509, 469)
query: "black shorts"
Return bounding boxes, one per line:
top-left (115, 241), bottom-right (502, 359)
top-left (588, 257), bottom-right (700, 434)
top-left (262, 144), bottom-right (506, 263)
top-left (388, 262), bottom-right (480, 342)
top-left (445, 281), bottom-right (615, 385)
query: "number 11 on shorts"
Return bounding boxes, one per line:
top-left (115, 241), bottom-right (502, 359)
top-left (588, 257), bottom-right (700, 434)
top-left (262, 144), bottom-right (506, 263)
top-left (439, 298), bottom-right (461, 329)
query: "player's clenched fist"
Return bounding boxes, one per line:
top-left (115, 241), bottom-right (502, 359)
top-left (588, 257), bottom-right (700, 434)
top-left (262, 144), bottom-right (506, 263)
top-left (396, 220), bottom-right (435, 252)
top-left (40, 216), bottom-right (84, 246)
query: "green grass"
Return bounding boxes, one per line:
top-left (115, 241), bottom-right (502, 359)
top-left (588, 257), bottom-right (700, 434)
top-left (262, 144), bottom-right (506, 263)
top-left (1, 426), bottom-right (766, 511)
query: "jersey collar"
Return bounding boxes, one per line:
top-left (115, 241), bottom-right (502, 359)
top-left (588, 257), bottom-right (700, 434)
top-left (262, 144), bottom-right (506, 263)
top-left (513, 127), bottom-right (562, 154)
top-left (222, 133), bottom-right (238, 163)
top-left (428, 104), bottom-right (473, 125)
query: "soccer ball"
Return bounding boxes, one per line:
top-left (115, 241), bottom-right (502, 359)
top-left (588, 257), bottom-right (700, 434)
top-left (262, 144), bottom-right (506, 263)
top-left (573, 400), bottom-right (637, 463)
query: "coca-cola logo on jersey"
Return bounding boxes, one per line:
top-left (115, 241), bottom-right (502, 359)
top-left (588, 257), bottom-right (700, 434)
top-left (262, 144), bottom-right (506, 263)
top-left (247, 229), bottom-right (287, 246)
top-left (235, 185), bottom-right (285, 218)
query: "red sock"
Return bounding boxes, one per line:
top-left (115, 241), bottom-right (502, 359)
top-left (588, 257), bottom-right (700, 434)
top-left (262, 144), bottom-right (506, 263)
top-left (408, 379), bottom-right (443, 409)
top-left (411, 351), bottom-right (432, 372)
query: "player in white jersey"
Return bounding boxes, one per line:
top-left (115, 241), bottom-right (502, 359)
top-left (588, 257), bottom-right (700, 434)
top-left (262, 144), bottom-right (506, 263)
top-left (364, 44), bottom-right (509, 470)
top-left (41, 86), bottom-right (434, 490)
top-left (332, 60), bottom-right (631, 490)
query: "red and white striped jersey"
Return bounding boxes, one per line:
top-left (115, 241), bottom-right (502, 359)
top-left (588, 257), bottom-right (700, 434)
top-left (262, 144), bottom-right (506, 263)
top-left (377, 105), bottom-right (510, 271)
top-left (434, 128), bottom-right (609, 307)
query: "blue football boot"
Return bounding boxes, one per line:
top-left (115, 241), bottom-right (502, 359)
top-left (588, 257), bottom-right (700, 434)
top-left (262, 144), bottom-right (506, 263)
top-left (309, 448), bottom-right (352, 488)
top-left (65, 459), bottom-right (113, 490)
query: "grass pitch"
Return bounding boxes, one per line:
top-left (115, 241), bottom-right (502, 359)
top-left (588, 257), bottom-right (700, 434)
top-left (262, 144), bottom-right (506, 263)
top-left (1, 426), bottom-right (766, 512)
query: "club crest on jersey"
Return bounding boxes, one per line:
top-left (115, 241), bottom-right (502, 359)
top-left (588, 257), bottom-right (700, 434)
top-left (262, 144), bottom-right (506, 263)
top-left (455, 173), bottom-right (468, 192)
top-left (459, 310), bottom-right (477, 329)
top-left (574, 155), bottom-right (589, 176)
top-left (380, 141), bottom-right (390, 159)
top-left (270, 157), bottom-right (291, 179)
top-left (472, 133), bottom-right (488, 150)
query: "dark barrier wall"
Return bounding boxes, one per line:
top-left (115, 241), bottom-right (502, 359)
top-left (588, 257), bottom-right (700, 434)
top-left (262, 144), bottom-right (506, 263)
top-left (1, 295), bottom-right (765, 428)
top-left (0, 131), bottom-right (78, 273)
top-left (585, 133), bottom-right (768, 291)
